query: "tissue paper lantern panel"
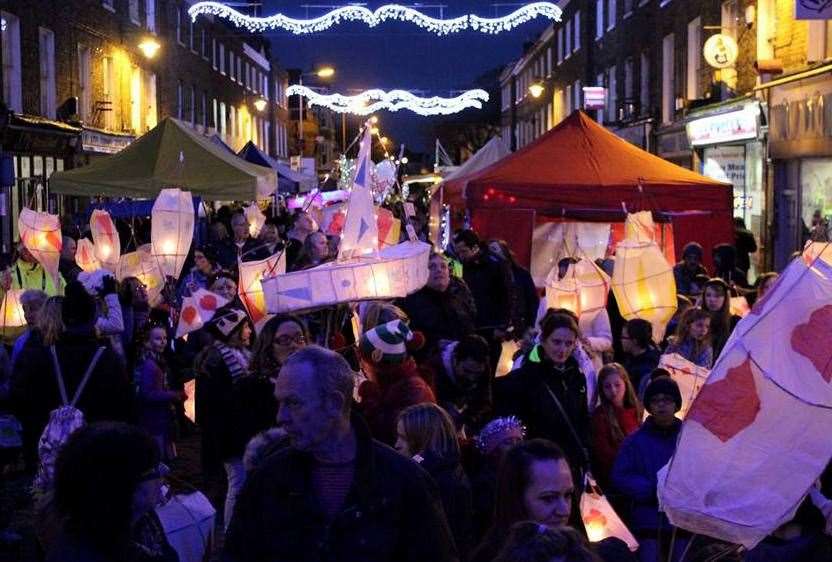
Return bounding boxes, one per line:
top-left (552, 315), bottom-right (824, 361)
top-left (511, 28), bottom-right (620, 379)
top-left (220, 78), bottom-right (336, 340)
top-left (90, 209), bottom-right (120, 272)
top-left (0, 289), bottom-right (27, 341)
top-left (545, 259), bottom-right (610, 320)
top-left (75, 238), bottom-right (101, 272)
top-left (117, 244), bottom-right (165, 305)
top-left (18, 208), bottom-right (62, 286)
top-left (151, 188), bottom-right (194, 279)
top-left (244, 203), bottom-right (267, 238)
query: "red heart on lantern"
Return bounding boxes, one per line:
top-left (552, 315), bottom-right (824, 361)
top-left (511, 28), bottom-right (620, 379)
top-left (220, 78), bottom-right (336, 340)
top-left (199, 294), bottom-right (218, 311)
top-left (790, 305), bottom-right (832, 382)
top-left (181, 306), bottom-right (197, 325)
top-left (585, 509), bottom-right (608, 526)
top-left (688, 358), bottom-right (760, 442)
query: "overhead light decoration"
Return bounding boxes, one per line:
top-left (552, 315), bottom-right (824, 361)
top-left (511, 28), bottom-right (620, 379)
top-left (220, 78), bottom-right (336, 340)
top-left (188, 1), bottom-right (562, 35)
top-left (287, 85), bottom-right (490, 116)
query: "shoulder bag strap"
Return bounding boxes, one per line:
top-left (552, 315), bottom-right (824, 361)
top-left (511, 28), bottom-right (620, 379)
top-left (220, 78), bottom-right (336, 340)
top-left (541, 382), bottom-right (590, 466)
top-left (49, 345), bottom-right (69, 406)
top-left (69, 347), bottom-right (106, 408)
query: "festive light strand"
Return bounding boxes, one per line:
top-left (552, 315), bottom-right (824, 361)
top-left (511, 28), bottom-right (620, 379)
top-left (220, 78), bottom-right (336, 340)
top-left (188, 2), bottom-right (562, 35)
top-left (287, 85), bottom-right (490, 116)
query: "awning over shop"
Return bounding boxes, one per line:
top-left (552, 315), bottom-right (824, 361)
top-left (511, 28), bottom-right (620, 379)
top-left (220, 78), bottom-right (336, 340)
top-left (49, 118), bottom-right (277, 201)
top-left (237, 141), bottom-right (307, 194)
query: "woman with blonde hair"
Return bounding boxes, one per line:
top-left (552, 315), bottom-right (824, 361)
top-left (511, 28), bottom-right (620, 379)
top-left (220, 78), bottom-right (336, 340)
top-left (590, 363), bottom-right (642, 491)
top-left (396, 403), bottom-right (472, 559)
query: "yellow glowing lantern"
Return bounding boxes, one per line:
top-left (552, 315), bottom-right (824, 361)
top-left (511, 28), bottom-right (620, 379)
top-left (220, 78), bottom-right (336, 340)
top-left (244, 203), bottom-right (267, 238)
top-left (117, 244), bottom-right (166, 305)
top-left (545, 259), bottom-right (610, 321)
top-left (90, 209), bottom-right (120, 272)
top-left (18, 208), bottom-right (62, 287)
top-left (0, 289), bottom-right (27, 341)
top-left (611, 213), bottom-right (677, 341)
top-left (75, 238), bottom-right (101, 272)
top-left (151, 188), bottom-right (194, 279)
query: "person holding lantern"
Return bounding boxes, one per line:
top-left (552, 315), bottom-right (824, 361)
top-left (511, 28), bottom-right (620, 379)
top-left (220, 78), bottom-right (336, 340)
top-left (494, 312), bottom-right (591, 477)
top-left (176, 246), bottom-right (221, 302)
top-left (3, 244), bottom-right (64, 298)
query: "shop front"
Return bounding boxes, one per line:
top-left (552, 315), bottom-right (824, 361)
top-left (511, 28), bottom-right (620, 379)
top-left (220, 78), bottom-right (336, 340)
top-left (765, 66), bottom-right (832, 270)
top-left (686, 99), bottom-right (766, 277)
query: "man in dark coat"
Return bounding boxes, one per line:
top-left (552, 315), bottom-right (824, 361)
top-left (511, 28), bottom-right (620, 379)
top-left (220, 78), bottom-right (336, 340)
top-left (672, 242), bottom-right (709, 297)
top-left (223, 345), bottom-right (458, 562)
top-left (399, 253), bottom-right (477, 355)
top-left (213, 212), bottom-right (269, 270)
top-left (429, 335), bottom-right (492, 433)
top-left (733, 217), bottom-right (757, 275)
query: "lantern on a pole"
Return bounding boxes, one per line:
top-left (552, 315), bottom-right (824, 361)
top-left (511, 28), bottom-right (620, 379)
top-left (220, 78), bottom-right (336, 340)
top-left (18, 208), bottom-right (62, 287)
top-left (244, 202), bottom-right (267, 238)
top-left (117, 244), bottom-right (166, 305)
top-left (90, 209), bottom-right (120, 272)
top-left (611, 213), bottom-right (677, 341)
top-left (75, 238), bottom-right (101, 272)
top-left (151, 188), bottom-right (194, 279)
top-left (0, 289), bottom-right (26, 341)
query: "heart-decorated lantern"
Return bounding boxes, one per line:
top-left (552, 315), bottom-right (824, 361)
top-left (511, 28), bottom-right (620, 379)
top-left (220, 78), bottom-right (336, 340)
top-left (151, 188), bottom-right (194, 280)
top-left (90, 209), bottom-right (120, 272)
top-left (74, 238), bottom-right (101, 272)
top-left (18, 208), bottom-right (62, 287)
top-left (580, 475), bottom-right (638, 551)
top-left (176, 288), bottom-right (229, 338)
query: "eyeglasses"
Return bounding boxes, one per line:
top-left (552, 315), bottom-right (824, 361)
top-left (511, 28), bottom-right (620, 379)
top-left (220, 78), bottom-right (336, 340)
top-left (274, 334), bottom-right (306, 346)
top-left (138, 462), bottom-right (170, 482)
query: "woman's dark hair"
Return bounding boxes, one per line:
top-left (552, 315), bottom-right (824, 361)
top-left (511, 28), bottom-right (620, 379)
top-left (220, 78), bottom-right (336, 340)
top-left (489, 239), bottom-right (519, 268)
top-left (493, 522), bottom-right (601, 562)
top-left (52, 422), bottom-right (160, 557)
top-left (754, 272), bottom-right (779, 295)
top-left (540, 309), bottom-right (580, 341)
top-left (491, 439), bottom-right (571, 536)
top-left (118, 276), bottom-right (141, 306)
top-left (702, 278), bottom-right (732, 351)
top-left (250, 314), bottom-right (309, 375)
top-left (454, 334), bottom-right (490, 364)
top-left (624, 318), bottom-right (653, 349)
top-left (453, 229), bottom-right (480, 248)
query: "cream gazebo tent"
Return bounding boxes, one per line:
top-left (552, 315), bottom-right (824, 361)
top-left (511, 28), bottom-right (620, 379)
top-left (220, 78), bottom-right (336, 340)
top-left (50, 118), bottom-right (276, 201)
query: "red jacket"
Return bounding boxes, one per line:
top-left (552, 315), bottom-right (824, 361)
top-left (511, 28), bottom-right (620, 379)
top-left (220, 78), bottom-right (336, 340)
top-left (358, 357), bottom-right (436, 445)
top-left (590, 405), bottom-right (640, 490)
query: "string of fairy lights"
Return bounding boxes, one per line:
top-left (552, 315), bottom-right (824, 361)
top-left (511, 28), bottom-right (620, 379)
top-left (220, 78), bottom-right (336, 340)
top-left (188, 2), bottom-right (562, 36)
top-left (287, 85), bottom-right (490, 116)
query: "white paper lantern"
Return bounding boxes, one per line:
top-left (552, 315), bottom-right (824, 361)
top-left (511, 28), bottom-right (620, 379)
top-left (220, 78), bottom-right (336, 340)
top-left (0, 289), bottom-right (26, 340)
top-left (611, 213), bottom-right (677, 341)
top-left (238, 252), bottom-right (286, 331)
top-left (803, 241), bottom-right (832, 267)
top-left (244, 203), bottom-right (267, 238)
top-left (75, 238), bottom-right (101, 273)
top-left (18, 208), bottom-right (62, 287)
top-left (90, 209), bottom-right (120, 272)
top-left (151, 188), bottom-right (194, 279)
top-left (581, 475), bottom-right (639, 551)
top-left (545, 259), bottom-right (610, 320)
top-left (117, 244), bottom-right (166, 305)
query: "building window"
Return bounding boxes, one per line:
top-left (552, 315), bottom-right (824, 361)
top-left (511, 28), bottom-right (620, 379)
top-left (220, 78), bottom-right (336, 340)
top-left (129, 0), bottom-right (140, 24)
top-left (686, 17), bottom-right (701, 100)
top-left (229, 106), bottom-right (236, 140)
top-left (807, 20), bottom-right (832, 62)
top-left (237, 57), bottom-right (242, 84)
top-left (212, 98), bottom-right (218, 130)
top-left (190, 85), bottom-right (196, 126)
top-left (557, 28), bottom-right (563, 63)
top-left (596, 0), bottom-right (604, 39)
top-left (212, 39), bottom-right (217, 69)
top-left (607, 0), bottom-right (616, 30)
top-left (574, 80), bottom-right (582, 111)
top-left (146, 0), bottom-right (156, 32)
top-left (565, 19), bottom-right (572, 58)
top-left (102, 56), bottom-right (116, 130)
top-left (202, 91), bottom-right (208, 129)
top-left (574, 10), bottom-right (581, 52)
top-left (1, 11), bottom-right (22, 112)
top-left (78, 44), bottom-right (92, 122)
top-left (640, 52), bottom-right (650, 116)
top-left (39, 27), bottom-right (57, 119)
top-left (201, 29), bottom-right (209, 59)
top-left (177, 81), bottom-right (183, 119)
top-left (624, 0), bottom-right (634, 17)
top-left (102, 0), bottom-right (115, 11)
top-left (662, 33), bottom-right (675, 124)
top-left (596, 73), bottom-right (605, 124)
top-left (219, 101), bottom-right (227, 137)
top-left (176, 8), bottom-right (184, 45)
top-left (145, 72), bottom-right (157, 130)
top-left (219, 43), bottom-right (225, 74)
top-left (546, 47), bottom-right (552, 75)
top-left (607, 65), bottom-right (617, 121)
top-left (189, 19), bottom-right (196, 52)
top-left (624, 58), bottom-right (634, 101)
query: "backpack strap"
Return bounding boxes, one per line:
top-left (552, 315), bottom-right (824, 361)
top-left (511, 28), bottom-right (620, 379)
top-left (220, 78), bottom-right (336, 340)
top-left (49, 345), bottom-right (69, 406)
top-left (69, 347), bottom-right (106, 408)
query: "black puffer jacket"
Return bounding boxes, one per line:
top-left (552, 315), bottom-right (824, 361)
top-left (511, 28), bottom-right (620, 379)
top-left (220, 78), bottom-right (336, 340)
top-left (223, 414), bottom-right (459, 562)
top-left (399, 277), bottom-right (477, 352)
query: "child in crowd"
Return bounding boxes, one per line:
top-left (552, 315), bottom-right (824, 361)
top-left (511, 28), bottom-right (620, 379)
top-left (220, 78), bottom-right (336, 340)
top-left (664, 308), bottom-right (713, 369)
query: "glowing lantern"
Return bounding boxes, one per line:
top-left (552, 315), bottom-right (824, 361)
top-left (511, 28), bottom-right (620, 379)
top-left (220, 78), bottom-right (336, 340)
top-left (18, 208), bottom-right (62, 287)
top-left (580, 475), bottom-right (639, 551)
top-left (803, 241), bottom-right (832, 267)
top-left (611, 213), bottom-right (677, 341)
top-left (90, 209), bottom-right (120, 272)
top-left (176, 288), bottom-right (229, 338)
top-left (545, 259), bottom-right (610, 321)
top-left (244, 202), bottom-right (267, 238)
top-left (0, 289), bottom-right (27, 341)
top-left (75, 238), bottom-right (101, 273)
top-left (117, 244), bottom-right (166, 305)
top-left (151, 188), bottom-right (194, 279)
top-left (496, 340), bottom-right (519, 377)
top-left (239, 252), bottom-right (286, 332)
top-left (730, 296), bottom-right (751, 318)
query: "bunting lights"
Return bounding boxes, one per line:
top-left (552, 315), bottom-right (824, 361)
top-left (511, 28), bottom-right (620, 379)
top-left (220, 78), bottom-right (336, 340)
top-left (188, 2), bottom-right (562, 35)
top-left (287, 85), bottom-right (489, 116)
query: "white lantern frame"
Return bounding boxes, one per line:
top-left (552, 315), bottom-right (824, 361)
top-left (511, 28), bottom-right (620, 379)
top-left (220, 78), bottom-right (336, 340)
top-left (18, 208), bottom-right (62, 287)
top-left (90, 209), bottom-right (121, 272)
top-left (151, 188), bottom-right (195, 280)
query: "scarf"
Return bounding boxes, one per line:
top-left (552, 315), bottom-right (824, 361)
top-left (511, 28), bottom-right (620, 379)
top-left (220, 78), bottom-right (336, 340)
top-left (214, 341), bottom-right (251, 379)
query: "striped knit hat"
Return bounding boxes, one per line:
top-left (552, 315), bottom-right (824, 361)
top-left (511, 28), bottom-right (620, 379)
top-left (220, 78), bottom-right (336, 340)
top-left (360, 319), bottom-right (413, 364)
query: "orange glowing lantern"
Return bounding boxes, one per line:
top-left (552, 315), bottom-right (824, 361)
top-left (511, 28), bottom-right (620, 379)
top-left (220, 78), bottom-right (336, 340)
top-left (90, 209), bottom-right (120, 272)
top-left (0, 289), bottom-right (27, 341)
top-left (18, 208), bottom-right (62, 287)
top-left (580, 475), bottom-right (639, 551)
top-left (75, 238), bottom-right (101, 272)
top-left (151, 188), bottom-right (194, 279)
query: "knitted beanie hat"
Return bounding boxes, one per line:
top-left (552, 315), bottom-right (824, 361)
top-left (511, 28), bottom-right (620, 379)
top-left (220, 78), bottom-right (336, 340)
top-left (644, 376), bottom-right (683, 414)
top-left (359, 319), bottom-right (413, 364)
top-left (208, 306), bottom-right (249, 342)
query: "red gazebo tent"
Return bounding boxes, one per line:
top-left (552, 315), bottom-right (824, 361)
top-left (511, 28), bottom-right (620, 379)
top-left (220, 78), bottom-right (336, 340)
top-left (439, 110), bottom-right (733, 272)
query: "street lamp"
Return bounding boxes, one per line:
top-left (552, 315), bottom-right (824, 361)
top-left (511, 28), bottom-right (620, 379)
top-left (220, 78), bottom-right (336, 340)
top-left (528, 80), bottom-right (545, 99)
top-left (253, 97), bottom-right (267, 112)
top-left (297, 66), bottom-right (335, 156)
top-left (138, 37), bottom-right (161, 59)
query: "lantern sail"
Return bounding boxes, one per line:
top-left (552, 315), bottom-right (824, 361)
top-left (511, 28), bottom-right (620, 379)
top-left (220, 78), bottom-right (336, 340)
top-left (338, 126), bottom-right (379, 260)
top-left (238, 252), bottom-right (286, 332)
top-left (244, 202), bottom-right (266, 238)
top-left (75, 238), bottom-right (101, 272)
top-left (658, 258), bottom-right (832, 548)
top-left (151, 188), bottom-right (194, 279)
top-left (18, 208), bottom-right (62, 287)
top-left (90, 209), bottom-right (120, 272)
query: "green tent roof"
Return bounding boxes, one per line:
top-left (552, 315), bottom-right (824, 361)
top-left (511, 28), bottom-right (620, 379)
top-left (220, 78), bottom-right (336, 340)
top-left (50, 118), bottom-right (277, 201)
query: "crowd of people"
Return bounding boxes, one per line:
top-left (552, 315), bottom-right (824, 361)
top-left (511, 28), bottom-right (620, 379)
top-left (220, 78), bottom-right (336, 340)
top-left (0, 203), bottom-right (830, 562)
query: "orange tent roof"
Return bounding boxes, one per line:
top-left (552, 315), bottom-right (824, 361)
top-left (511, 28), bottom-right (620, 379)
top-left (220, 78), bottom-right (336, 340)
top-left (443, 110), bottom-right (731, 216)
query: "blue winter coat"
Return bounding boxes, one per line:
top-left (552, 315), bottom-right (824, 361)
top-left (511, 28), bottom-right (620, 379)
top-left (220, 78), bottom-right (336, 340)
top-left (610, 416), bottom-right (681, 532)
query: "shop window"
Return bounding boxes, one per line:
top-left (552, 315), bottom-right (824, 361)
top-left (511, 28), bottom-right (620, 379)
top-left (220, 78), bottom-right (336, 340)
top-left (1, 11), bottom-right (22, 112)
top-left (801, 159), bottom-right (832, 240)
top-left (640, 52), bottom-right (650, 116)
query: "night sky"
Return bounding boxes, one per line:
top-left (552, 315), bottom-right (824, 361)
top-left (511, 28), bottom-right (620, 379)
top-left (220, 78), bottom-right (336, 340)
top-left (261, 0), bottom-right (551, 152)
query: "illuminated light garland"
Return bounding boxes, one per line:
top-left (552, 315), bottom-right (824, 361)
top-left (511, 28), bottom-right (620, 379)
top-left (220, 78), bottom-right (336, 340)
top-left (287, 85), bottom-right (490, 116)
top-left (188, 2), bottom-right (561, 35)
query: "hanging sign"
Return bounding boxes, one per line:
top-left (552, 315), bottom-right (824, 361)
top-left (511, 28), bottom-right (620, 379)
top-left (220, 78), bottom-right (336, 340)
top-left (686, 107), bottom-right (758, 146)
top-left (703, 34), bottom-right (739, 69)
top-left (583, 87), bottom-right (606, 110)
